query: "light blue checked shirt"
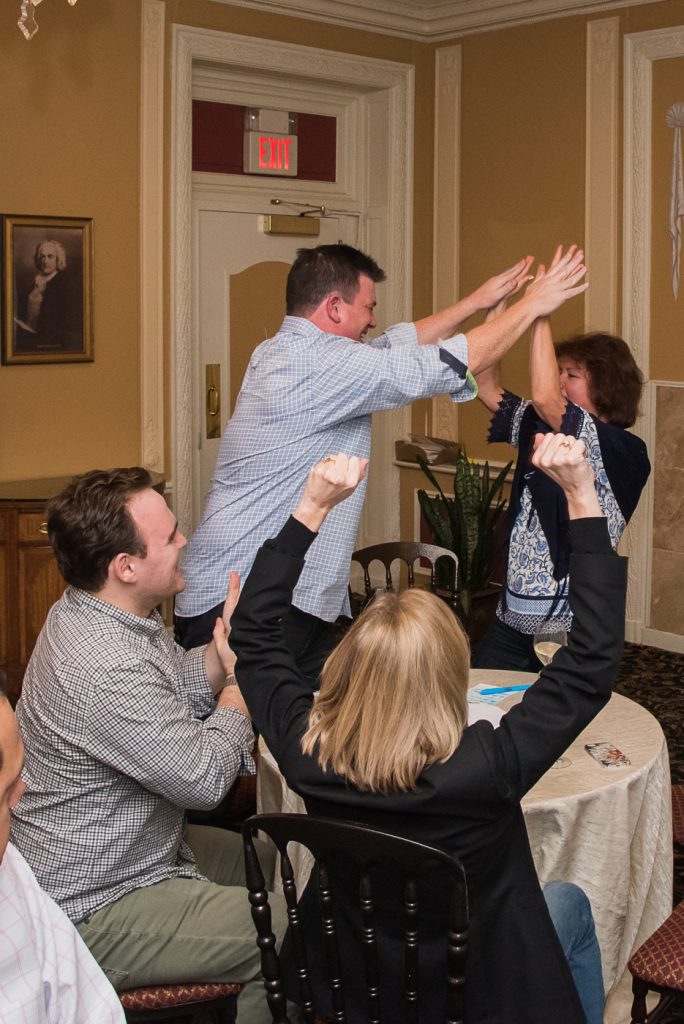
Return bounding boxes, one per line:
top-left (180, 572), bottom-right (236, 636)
top-left (175, 315), bottom-right (476, 623)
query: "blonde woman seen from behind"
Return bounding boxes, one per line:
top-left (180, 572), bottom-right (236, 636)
top-left (303, 588), bottom-right (469, 794)
top-left (230, 443), bottom-right (622, 1024)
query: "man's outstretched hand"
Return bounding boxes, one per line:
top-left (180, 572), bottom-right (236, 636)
top-left (524, 245), bottom-right (588, 318)
top-left (472, 256), bottom-right (535, 311)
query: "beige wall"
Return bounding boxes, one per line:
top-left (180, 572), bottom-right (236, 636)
top-left (2, 0), bottom-right (683, 491)
top-left (400, 2), bottom-right (684, 557)
top-left (0, 1), bottom-right (141, 481)
top-left (413, 0), bottom-right (684, 467)
top-left (0, 0), bottom-right (435, 483)
top-left (453, 15), bottom-right (586, 463)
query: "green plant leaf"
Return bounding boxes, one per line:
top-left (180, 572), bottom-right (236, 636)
top-left (415, 447), bottom-right (510, 597)
top-left (417, 489), bottom-right (454, 550)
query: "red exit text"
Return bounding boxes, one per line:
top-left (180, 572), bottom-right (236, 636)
top-left (259, 135), bottom-right (293, 171)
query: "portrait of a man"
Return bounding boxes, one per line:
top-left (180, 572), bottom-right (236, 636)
top-left (2, 216), bottom-right (93, 364)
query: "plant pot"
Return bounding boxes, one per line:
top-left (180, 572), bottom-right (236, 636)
top-left (456, 582), bottom-right (502, 647)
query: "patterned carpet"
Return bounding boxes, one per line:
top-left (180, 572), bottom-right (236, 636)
top-left (614, 643), bottom-right (684, 906)
top-left (614, 642), bottom-right (684, 1023)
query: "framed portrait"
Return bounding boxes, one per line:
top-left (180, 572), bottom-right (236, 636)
top-left (2, 214), bottom-right (93, 365)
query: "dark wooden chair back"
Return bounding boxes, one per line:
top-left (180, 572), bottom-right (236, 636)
top-left (350, 541), bottom-right (459, 614)
top-left (242, 812), bottom-right (468, 1024)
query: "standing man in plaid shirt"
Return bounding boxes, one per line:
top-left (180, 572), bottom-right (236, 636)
top-left (10, 468), bottom-right (285, 1024)
top-left (174, 243), bottom-right (587, 682)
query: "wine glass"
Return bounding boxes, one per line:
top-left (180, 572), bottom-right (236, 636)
top-left (550, 756), bottom-right (572, 770)
top-left (533, 629), bottom-right (568, 667)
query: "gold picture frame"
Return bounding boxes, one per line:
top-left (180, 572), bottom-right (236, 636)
top-left (2, 214), bottom-right (93, 365)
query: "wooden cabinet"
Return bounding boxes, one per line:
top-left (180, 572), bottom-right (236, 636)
top-left (0, 491), bottom-right (68, 705)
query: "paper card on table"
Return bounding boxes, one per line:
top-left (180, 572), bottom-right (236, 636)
top-left (468, 683), bottom-right (517, 706)
top-left (467, 702), bottom-right (505, 727)
top-left (584, 741), bottom-right (631, 768)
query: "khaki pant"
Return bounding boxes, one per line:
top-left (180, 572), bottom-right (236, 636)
top-left (76, 824), bottom-right (286, 1024)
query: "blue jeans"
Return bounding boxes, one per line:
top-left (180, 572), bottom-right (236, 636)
top-left (544, 881), bottom-right (604, 1024)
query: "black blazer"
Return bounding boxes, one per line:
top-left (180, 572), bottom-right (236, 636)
top-left (231, 516), bottom-right (627, 1024)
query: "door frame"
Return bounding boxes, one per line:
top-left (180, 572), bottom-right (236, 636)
top-left (171, 25), bottom-right (415, 540)
top-left (622, 25), bottom-right (684, 650)
top-left (191, 200), bottom-right (357, 523)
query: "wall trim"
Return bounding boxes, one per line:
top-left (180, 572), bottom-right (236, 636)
top-left (639, 628), bottom-right (684, 655)
top-left (622, 26), bottom-right (684, 644)
top-left (140, 0), bottom-right (165, 474)
top-left (207, 0), bottom-right (666, 42)
top-left (584, 17), bottom-right (618, 333)
top-left (171, 26), bottom-right (413, 538)
top-left (431, 45), bottom-right (462, 443)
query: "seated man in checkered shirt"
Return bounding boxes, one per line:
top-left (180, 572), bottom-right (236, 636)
top-left (10, 468), bottom-right (285, 1024)
top-left (174, 243), bottom-right (588, 685)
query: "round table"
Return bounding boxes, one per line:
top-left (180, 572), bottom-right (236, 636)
top-left (257, 669), bottom-right (673, 997)
top-left (479, 671), bottom-right (673, 998)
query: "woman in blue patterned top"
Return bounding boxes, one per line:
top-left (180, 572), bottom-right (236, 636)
top-left (472, 247), bottom-right (650, 671)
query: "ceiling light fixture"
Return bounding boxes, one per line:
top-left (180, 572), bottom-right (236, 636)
top-left (18, 0), bottom-right (79, 41)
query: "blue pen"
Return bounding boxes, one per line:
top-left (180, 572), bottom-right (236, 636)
top-left (479, 684), bottom-right (532, 695)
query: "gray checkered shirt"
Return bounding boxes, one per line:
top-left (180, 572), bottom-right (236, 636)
top-left (10, 587), bottom-right (254, 924)
top-left (175, 315), bottom-right (475, 622)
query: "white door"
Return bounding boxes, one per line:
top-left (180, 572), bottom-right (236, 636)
top-left (192, 204), bottom-right (356, 526)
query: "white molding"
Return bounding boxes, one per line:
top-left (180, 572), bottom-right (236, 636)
top-left (171, 26), bottom-right (413, 538)
top-left (619, 380), bottom-right (656, 642)
top-left (140, 0), bottom-right (165, 473)
top-left (432, 45), bottom-right (461, 443)
top-left (171, 28), bottom-right (195, 537)
top-left (639, 628), bottom-right (684, 655)
top-left (622, 26), bottom-right (684, 645)
top-left (207, 0), bottom-right (666, 42)
top-left (584, 17), bottom-right (618, 333)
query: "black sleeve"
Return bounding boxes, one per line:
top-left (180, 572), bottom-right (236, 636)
top-left (568, 516), bottom-right (612, 555)
top-left (491, 520), bottom-right (627, 797)
top-left (229, 517), bottom-right (319, 764)
top-left (263, 515), bottom-right (317, 557)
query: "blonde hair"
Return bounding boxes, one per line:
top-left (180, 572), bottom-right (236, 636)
top-left (301, 589), bottom-right (470, 794)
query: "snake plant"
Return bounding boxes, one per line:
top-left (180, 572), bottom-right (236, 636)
top-left (417, 450), bottom-right (511, 617)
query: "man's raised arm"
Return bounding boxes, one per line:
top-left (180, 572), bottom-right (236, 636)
top-left (413, 256), bottom-right (533, 345)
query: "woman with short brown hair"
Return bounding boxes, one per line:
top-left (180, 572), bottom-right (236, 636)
top-left (473, 247), bottom-right (650, 671)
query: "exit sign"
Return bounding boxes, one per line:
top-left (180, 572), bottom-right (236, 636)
top-left (244, 133), bottom-right (298, 176)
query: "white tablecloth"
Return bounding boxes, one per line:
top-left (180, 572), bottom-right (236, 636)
top-left (257, 669), bottom-right (673, 997)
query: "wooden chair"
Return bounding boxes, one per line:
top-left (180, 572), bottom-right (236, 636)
top-left (242, 812), bottom-right (468, 1024)
top-left (349, 541), bottom-right (459, 616)
top-left (628, 900), bottom-right (684, 1023)
top-left (119, 981), bottom-right (243, 1022)
top-left (672, 783), bottom-right (684, 846)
